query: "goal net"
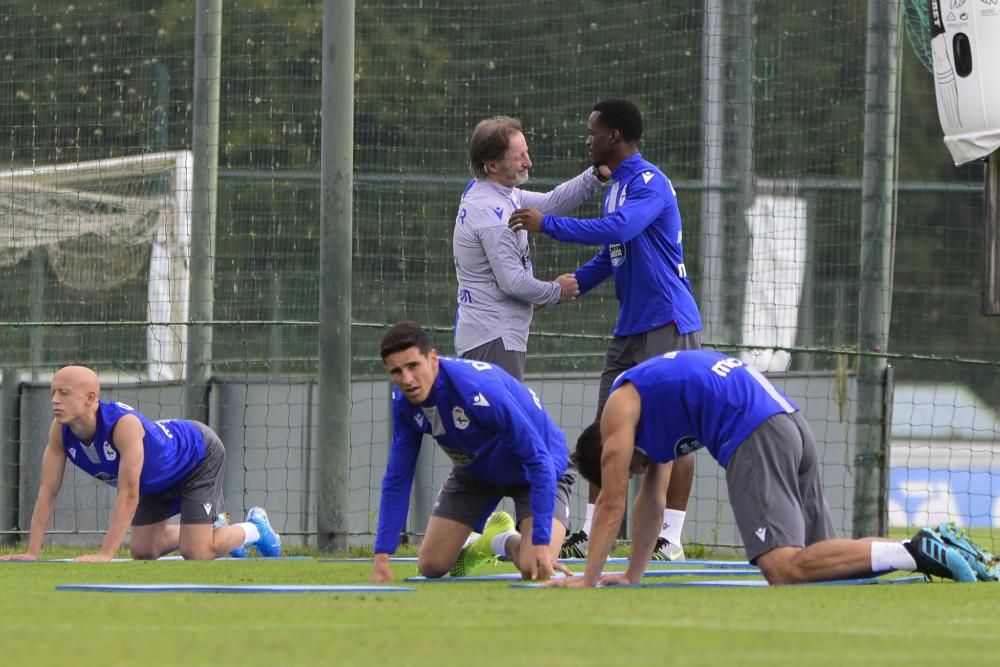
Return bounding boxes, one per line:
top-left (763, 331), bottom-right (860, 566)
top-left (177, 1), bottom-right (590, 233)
top-left (0, 151), bottom-right (192, 380)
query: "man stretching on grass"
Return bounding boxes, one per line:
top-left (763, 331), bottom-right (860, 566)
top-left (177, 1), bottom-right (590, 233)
top-left (370, 321), bottom-right (574, 583)
top-left (547, 350), bottom-right (998, 587)
top-left (0, 365), bottom-right (281, 562)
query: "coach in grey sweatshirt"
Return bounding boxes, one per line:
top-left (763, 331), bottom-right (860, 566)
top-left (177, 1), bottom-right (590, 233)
top-left (453, 116), bottom-right (608, 380)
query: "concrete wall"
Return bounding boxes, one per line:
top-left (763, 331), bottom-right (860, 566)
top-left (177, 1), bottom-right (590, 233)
top-left (4, 372), bottom-right (858, 551)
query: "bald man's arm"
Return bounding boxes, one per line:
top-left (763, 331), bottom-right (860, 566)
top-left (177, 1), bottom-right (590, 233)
top-left (75, 415), bottom-right (144, 562)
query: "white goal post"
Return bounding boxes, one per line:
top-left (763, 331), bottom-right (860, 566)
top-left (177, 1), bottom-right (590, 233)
top-left (0, 151), bottom-right (192, 380)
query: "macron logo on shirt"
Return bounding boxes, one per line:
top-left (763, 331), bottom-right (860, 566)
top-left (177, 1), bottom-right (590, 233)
top-left (472, 393), bottom-right (490, 407)
top-left (642, 171), bottom-right (655, 184)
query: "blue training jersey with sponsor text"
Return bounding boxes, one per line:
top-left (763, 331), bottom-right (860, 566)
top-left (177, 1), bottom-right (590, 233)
top-left (540, 153), bottom-right (702, 337)
top-left (611, 350), bottom-right (798, 468)
top-left (61, 401), bottom-right (206, 494)
top-left (374, 358), bottom-right (569, 553)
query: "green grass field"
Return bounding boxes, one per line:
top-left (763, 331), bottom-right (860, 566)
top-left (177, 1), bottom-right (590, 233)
top-left (1, 547), bottom-right (997, 667)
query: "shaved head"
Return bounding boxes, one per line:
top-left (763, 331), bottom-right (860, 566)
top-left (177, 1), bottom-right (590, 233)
top-left (50, 365), bottom-right (101, 426)
top-left (52, 366), bottom-right (100, 396)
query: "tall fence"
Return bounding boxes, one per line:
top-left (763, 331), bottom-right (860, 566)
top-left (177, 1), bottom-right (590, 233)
top-left (2, 1), bottom-right (999, 550)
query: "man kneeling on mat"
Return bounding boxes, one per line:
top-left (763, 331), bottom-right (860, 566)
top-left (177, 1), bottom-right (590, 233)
top-left (370, 322), bottom-right (575, 583)
top-left (547, 350), bottom-right (998, 587)
top-left (0, 365), bottom-right (281, 562)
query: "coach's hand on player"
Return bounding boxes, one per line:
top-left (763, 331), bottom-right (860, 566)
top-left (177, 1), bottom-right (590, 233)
top-left (555, 274), bottom-right (579, 303)
top-left (370, 553), bottom-right (394, 583)
top-left (508, 208), bottom-right (543, 233)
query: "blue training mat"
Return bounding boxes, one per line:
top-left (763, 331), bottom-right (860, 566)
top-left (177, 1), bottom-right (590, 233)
top-left (322, 557), bottom-right (753, 568)
top-left (511, 575), bottom-right (927, 589)
top-left (57, 583), bottom-right (414, 593)
top-left (559, 558), bottom-right (753, 568)
top-left (406, 572), bottom-right (569, 582)
top-left (2, 558), bottom-right (135, 563)
top-left (643, 568), bottom-right (761, 577)
top-left (407, 568), bottom-right (760, 582)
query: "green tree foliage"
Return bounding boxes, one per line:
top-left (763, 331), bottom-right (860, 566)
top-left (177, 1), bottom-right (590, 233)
top-left (1, 1), bottom-right (998, 393)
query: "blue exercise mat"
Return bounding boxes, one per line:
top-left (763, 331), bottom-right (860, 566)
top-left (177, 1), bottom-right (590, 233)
top-left (57, 583), bottom-right (414, 593)
top-left (2, 558), bottom-right (135, 563)
top-left (406, 572), bottom-right (569, 582)
top-left (643, 568), bottom-right (760, 577)
top-left (511, 575), bottom-right (926, 589)
top-left (321, 557), bottom-right (417, 563)
top-left (407, 568), bottom-right (760, 582)
top-left (322, 557), bottom-right (753, 568)
top-left (154, 555), bottom-right (313, 561)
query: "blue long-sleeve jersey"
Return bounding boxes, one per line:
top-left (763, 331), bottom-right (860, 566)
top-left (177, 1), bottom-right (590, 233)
top-left (61, 401), bottom-right (206, 494)
top-left (612, 350), bottom-right (799, 468)
top-left (374, 358), bottom-right (569, 554)
top-left (540, 154), bottom-right (702, 336)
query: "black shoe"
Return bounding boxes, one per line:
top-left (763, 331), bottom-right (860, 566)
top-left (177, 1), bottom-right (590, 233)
top-left (904, 528), bottom-right (976, 583)
top-left (559, 530), bottom-right (588, 559)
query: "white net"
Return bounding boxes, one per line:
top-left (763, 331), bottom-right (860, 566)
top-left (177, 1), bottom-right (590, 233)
top-left (0, 151), bottom-right (192, 379)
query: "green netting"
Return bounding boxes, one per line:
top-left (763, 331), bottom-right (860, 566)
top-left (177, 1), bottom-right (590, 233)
top-left (902, 0), bottom-right (934, 73)
top-left (1, 1), bottom-right (998, 550)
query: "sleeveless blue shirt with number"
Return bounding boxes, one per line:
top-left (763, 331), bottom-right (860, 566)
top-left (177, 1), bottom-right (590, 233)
top-left (61, 401), bottom-right (206, 494)
top-left (611, 350), bottom-right (799, 468)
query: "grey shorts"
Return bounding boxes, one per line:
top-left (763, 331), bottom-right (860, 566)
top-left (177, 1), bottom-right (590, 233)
top-left (597, 323), bottom-right (702, 412)
top-left (725, 411), bottom-right (835, 563)
top-left (431, 465), bottom-right (575, 535)
top-left (460, 337), bottom-right (526, 381)
top-left (132, 422), bottom-right (227, 526)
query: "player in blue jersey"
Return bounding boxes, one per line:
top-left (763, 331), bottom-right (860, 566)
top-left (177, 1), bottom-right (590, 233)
top-left (0, 365), bottom-right (281, 562)
top-left (370, 322), bottom-right (575, 583)
top-left (547, 351), bottom-right (995, 586)
top-left (508, 98), bottom-right (703, 561)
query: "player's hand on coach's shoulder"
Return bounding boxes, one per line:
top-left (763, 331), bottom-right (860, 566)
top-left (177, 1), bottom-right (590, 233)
top-left (508, 208), bottom-right (543, 233)
top-left (554, 274), bottom-right (579, 303)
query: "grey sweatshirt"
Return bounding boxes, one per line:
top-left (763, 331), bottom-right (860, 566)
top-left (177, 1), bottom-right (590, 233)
top-left (453, 168), bottom-right (604, 355)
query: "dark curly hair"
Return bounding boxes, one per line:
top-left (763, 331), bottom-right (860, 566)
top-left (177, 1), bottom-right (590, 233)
top-left (572, 421), bottom-right (604, 487)
top-left (592, 98), bottom-right (643, 143)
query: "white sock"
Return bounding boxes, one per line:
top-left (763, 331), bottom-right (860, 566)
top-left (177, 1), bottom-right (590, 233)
top-left (870, 541), bottom-right (917, 572)
top-left (491, 529), bottom-right (517, 558)
top-left (236, 522), bottom-right (260, 546)
top-left (660, 509), bottom-right (685, 544)
top-left (463, 532), bottom-right (480, 549)
top-left (581, 504), bottom-right (595, 536)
